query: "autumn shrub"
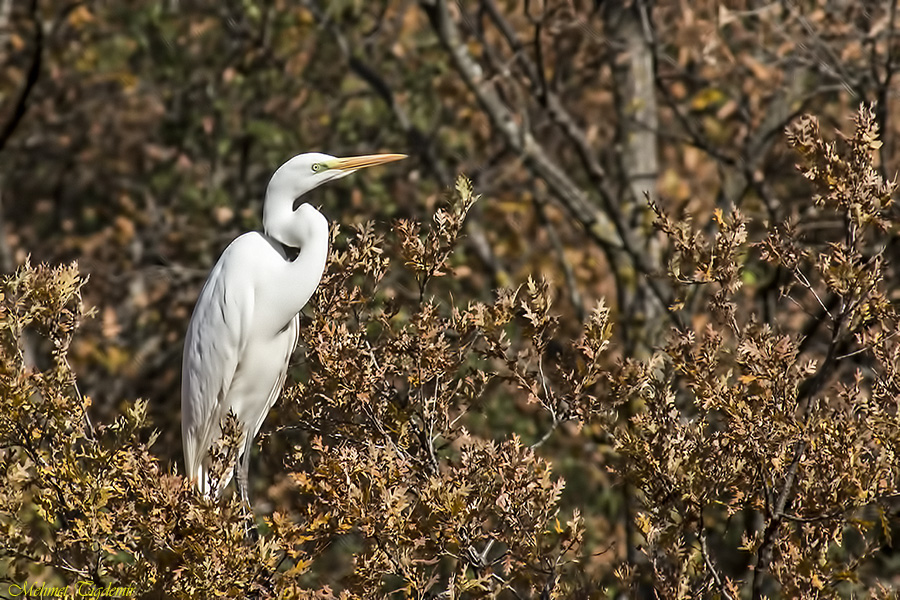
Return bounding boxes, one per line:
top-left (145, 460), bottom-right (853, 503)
top-left (0, 177), bottom-right (607, 599)
top-left (613, 105), bottom-right (900, 598)
top-left (1, 106), bottom-right (899, 599)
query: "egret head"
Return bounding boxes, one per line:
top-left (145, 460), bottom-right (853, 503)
top-left (263, 152), bottom-right (406, 247)
top-left (266, 152), bottom-right (406, 207)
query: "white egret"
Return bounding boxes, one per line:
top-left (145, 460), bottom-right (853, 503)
top-left (182, 152), bottom-right (406, 502)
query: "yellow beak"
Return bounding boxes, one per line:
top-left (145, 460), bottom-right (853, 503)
top-left (326, 153), bottom-right (407, 172)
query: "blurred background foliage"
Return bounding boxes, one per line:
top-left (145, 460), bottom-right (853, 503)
top-left (1, 0), bottom-right (900, 596)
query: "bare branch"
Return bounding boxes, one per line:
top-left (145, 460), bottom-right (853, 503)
top-left (419, 0), bottom-right (621, 250)
top-left (0, 0), bottom-right (41, 155)
top-left (424, 0), bottom-right (682, 328)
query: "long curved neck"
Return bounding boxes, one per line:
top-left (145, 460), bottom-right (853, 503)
top-left (290, 212), bottom-right (329, 275)
top-left (285, 216), bottom-right (328, 315)
top-left (262, 178), bottom-right (297, 246)
top-left (260, 187), bottom-right (330, 331)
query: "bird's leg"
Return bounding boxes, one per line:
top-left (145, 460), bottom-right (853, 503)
top-left (236, 450), bottom-right (251, 506)
top-left (235, 447), bottom-right (259, 540)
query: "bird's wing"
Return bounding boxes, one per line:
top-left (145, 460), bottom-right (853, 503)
top-left (181, 240), bottom-right (254, 492)
top-left (238, 313), bottom-right (300, 475)
top-left (252, 313), bottom-right (299, 445)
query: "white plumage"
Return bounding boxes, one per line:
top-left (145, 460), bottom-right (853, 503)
top-left (181, 152), bottom-right (405, 501)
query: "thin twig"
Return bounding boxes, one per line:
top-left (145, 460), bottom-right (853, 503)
top-left (533, 195), bottom-right (585, 321)
top-left (700, 528), bottom-right (735, 600)
top-left (0, 0), bottom-right (41, 155)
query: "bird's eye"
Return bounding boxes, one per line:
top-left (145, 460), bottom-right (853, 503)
top-left (311, 163), bottom-right (321, 173)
